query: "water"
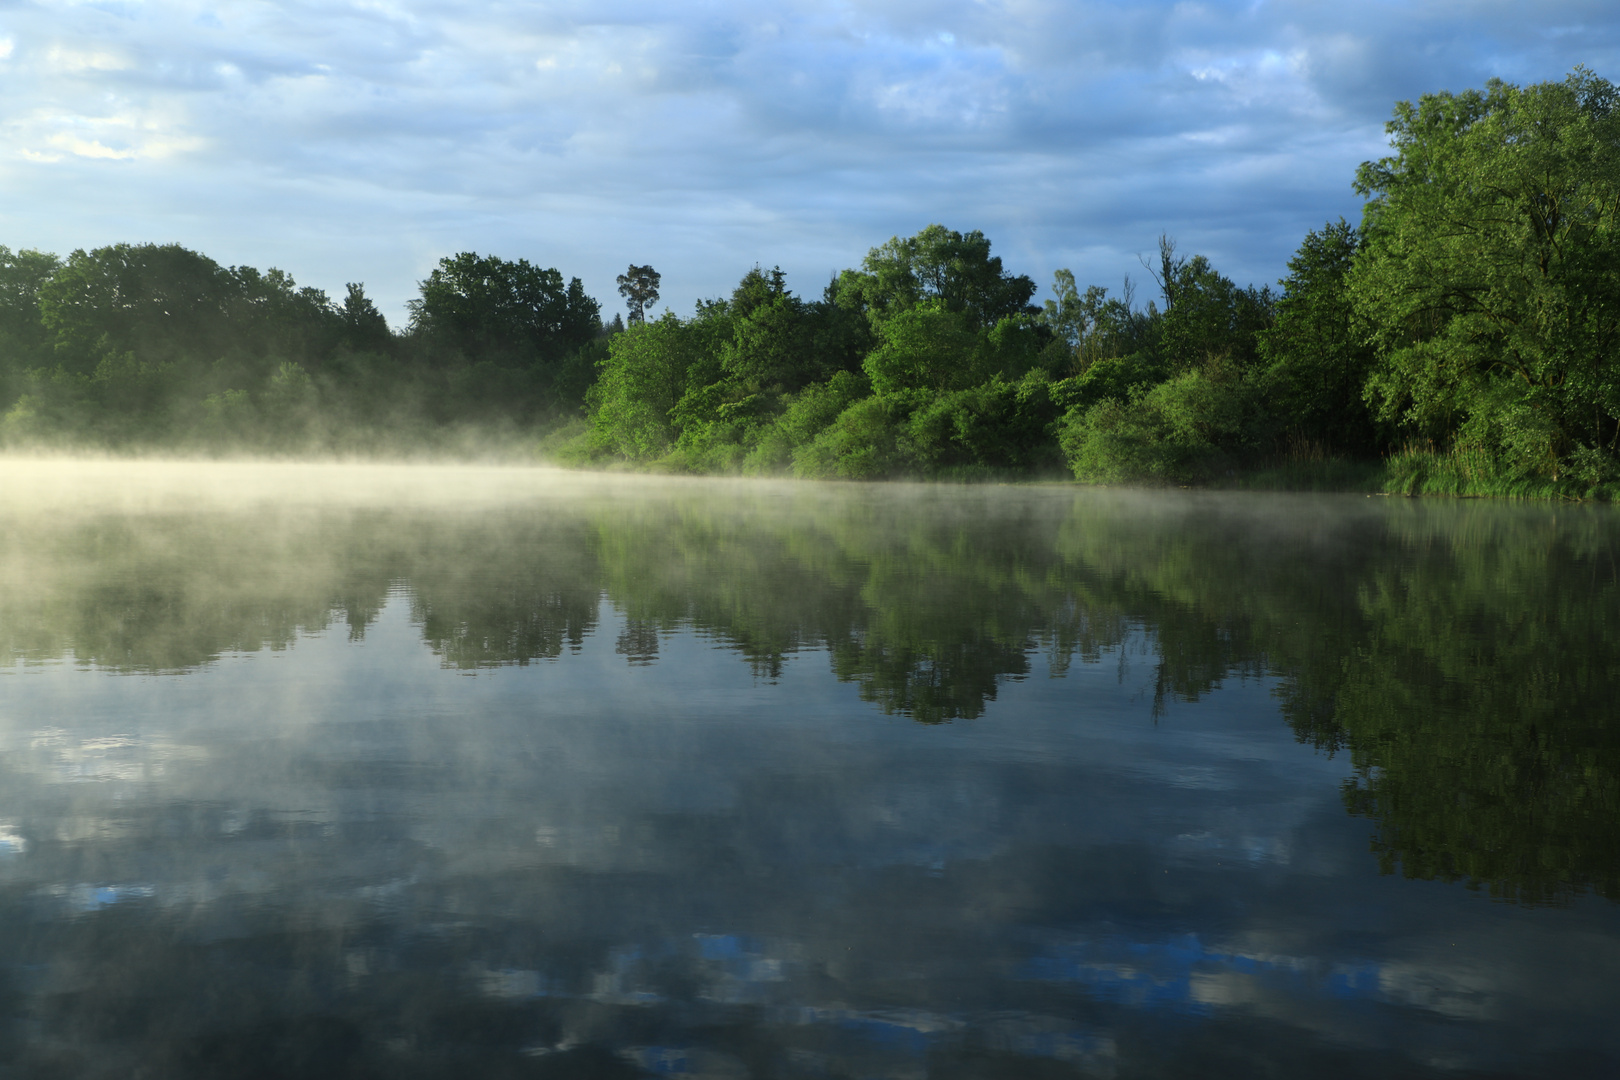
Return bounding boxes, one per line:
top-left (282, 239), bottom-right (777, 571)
top-left (0, 461), bottom-right (1616, 1078)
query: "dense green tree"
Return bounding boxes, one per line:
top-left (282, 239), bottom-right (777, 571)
top-left (1151, 236), bottom-right (1274, 375)
top-left (741, 369), bottom-right (872, 474)
top-left (791, 394), bottom-right (915, 479)
top-left (1040, 271), bottom-right (1155, 373)
top-left (716, 266), bottom-right (822, 392)
top-left (32, 243), bottom-right (344, 380)
top-left (38, 244), bottom-right (239, 373)
top-left (225, 263), bottom-right (344, 364)
top-left (861, 302), bottom-right (984, 395)
top-left (1059, 368), bottom-right (1267, 484)
top-left (1055, 243), bottom-right (1274, 484)
top-left (1256, 220), bottom-right (1379, 455)
top-left (901, 370), bottom-right (1067, 474)
top-left (337, 282), bottom-right (391, 352)
top-left (0, 246), bottom-right (61, 363)
top-left (657, 267), bottom-right (876, 470)
top-left (833, 224), bottom-right (1039, 331)
top-left (661, 269), bottom-right (827, 468)
top-left (588, 310), bottom-right (715, 459)
top-left (1350, 68), bottom-right (1620, 482)
top-left (408, 252), bottom-right (600, 370)
top-left (0, 246), bottom-right (62, 406)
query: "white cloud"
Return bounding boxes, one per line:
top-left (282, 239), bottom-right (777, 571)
top-left (51, 136), bottom-right (137, 159)
top-left (53, 50), bottom-right (126, 74)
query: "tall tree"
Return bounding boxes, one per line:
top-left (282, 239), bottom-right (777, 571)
top-left (37, 243), bottom-right (236, 373)
top-left (1349, 68), bottom-right (1620, 481)
top-left (589, 312), bottom-right (704, 459)
top-left (1041, 270), bottom-right (1150, 371)
top-left (0, 246), bottom-right (62, 379)
top-left (833, 224), bottom-right (1038, 332)
top-left (617, 264), bottom-right (661, 325)
top-left (338, 283), bottom-right (392, 352)
top-left (409, 252), bottom-right (599, 368)
top-left (1256, 219), bottom-right (1379, 454)
top-left (1149, 237), bottom-right (1274, 375)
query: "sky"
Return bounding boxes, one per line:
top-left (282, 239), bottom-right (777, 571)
top-left (1, 1), bottom-right (1617, 327)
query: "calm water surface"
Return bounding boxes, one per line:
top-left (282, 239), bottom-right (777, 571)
top-left (0, 462), bottom-right (1616, 1079)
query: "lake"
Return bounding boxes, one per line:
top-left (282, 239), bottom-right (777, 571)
top-left (1, 460), bottom-right (1616, 1079)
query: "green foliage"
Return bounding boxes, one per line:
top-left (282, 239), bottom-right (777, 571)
top-left (1039, 270), bottom-right (1150, 372)
top-left (0, 237), bottom-right (638, 452)
top-left (588, 311), bottom-right (712, 461)
top-left (36, 244), bottom-right (342, 378)
top-left (338, 282), bottom-right (391, 353)
top-left (1060, 367), bottom-right (1267, 484)
top-left (604, 266), bottom-right (879, 473)
top-left (0, 246), bottom-right (62, 390)
top-left (742, 370), bottom-right (871, 474)
top-left (833, 223), bottom-right (1039, 332)
top-left (903, 370), bottom-right (1067, 474)
top-left (1152, 236), bottom-right (1274, 375)
top-left (1256, 219), bottom-right (1379, 455)
top-left (719, 266), bottom-right (834, 393)
top-left (1048, 351), bottom-right (1168, 417)
top-left (407, 251), bottom-right (600, 371)
top-left (38, 243), bottom-right (224, 373)
top-left (1350, 68), bottom-right (1620, 480)
top-left (791, 369), bottom-right (1067, 480)
top-left (861, 302), bottom-right (984, 394)
top-left (793, 393), bottom-right (917, 479)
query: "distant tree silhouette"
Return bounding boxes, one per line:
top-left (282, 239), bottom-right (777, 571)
top-left (617, 264), bottom-right (661, 325)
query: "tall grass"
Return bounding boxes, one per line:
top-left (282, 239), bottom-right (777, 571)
top-left (1381, 443), bottom-right (1620, 501)
top-left (1228, 435), bottom-right (1384, 493)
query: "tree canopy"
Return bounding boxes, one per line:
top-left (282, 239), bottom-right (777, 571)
top-left (833, 224), bottom-right (1039, 331)
top-left (1350, 68), bottom-right (1620, 482)
top-left (408, 252), bottom-right (600, 368)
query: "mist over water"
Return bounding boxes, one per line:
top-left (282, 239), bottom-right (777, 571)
top-left (1, 460), bottom-right (1617, 1078)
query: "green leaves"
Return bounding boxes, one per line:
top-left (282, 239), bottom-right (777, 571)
top-left (1256, 220), bottom-right (1379, 454)
top-left (589, 312), bottom-right (705, 461)
top-left (38, 244), bottom-right (236, 373)
top-left (861, 302), bottom-right (983, 395)
top-left (834, 224), bottom-right (1039, 332)
top-left (1350, 69), bottom-right (1620, 477)
top-left (408, 252), bottom-right (600, 368)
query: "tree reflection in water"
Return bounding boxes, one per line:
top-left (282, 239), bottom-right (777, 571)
top-left (0, 473), bottom-right (1616, 1076)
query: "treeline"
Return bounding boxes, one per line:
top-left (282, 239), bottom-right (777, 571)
top-left (2, 69), bottom-right (1616, 494)
top-left (569, 68), bottom-right (1620, 497)
top-left (0, 246), bottom-right (608, 452)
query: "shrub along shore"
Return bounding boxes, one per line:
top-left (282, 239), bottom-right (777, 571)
top-left (4, 70), bottom-right (1618, 501)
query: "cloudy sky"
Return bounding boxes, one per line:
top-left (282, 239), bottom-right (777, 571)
top-left (1, 1), bottom-right (1616, 325)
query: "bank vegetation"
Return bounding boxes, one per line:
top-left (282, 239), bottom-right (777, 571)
top-left (2, 70), bottom-right (1616, 499)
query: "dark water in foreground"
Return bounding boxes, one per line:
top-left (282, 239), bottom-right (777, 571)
top-left (1, 463), bottom-right (1617, 1079)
